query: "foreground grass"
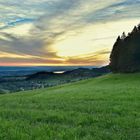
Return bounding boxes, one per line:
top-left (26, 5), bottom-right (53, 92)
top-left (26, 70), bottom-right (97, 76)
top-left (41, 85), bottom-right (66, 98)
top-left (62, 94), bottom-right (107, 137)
top-left (0, 73), bottom-right (140, 140)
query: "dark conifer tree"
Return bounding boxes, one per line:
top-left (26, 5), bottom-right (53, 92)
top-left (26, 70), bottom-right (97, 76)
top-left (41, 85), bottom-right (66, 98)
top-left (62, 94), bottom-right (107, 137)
top-left (109, 23), bottom-right (140, 73)
top-left (110, 36), bottom-right (121, 72)
top-left (132, 26), bottom-right (138, 33)
top-left (121, 32), bottom-right (126, 39)
top-left (138, 24), bottom-right (140, 30)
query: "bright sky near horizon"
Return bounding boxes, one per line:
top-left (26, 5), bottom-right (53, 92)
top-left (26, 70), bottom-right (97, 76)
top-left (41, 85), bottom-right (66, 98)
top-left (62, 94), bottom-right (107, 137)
top-left (0, 0), bottom-right (140, 66)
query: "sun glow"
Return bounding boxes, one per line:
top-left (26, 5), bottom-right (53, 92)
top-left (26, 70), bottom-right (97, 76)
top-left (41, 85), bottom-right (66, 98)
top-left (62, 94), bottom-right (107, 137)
top-left (52, 19), bottom-right (140, 60)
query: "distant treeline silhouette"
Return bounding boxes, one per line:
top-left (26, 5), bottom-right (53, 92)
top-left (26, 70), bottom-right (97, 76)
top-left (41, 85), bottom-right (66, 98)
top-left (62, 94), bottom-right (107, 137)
top-left (110, 24), bottom-right (140, 73)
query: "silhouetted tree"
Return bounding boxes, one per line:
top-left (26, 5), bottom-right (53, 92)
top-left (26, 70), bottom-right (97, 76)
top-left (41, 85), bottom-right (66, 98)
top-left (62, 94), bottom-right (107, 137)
top-left (121, 32), bottom-right (126, 39)
top-left (132, 26), bottom-right (138, 33)
top-left (109, 23), bottom-right (140, 73)
top-left (138, 24), bottom-right (140, 30)
top-left (110, 36), bottom-right (121, 72)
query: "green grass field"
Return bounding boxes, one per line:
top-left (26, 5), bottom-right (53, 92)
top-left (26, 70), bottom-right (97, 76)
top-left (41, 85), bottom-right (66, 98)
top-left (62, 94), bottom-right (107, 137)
top-left (0, 73), bottom-right (140, 140)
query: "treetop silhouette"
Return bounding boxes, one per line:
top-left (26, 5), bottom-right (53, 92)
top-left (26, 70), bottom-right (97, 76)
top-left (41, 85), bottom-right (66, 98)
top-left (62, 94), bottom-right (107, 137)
top-left (110, 23), bottom-right (140, 73)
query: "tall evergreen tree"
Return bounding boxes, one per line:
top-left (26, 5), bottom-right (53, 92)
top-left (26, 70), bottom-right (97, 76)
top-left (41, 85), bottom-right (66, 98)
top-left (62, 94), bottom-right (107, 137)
top-left (110, 36), bottom-right (121, 72)
top-left (121, 32), bottom-right (126, 39)
top-left (109, 24), bottom-right (140, 73)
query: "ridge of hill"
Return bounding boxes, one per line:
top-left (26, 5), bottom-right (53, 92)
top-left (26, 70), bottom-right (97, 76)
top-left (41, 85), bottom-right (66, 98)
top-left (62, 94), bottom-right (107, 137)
top-left (0, 66), bottom-right (110, 93)
top-left (26, 66), bottom-right (110, 80)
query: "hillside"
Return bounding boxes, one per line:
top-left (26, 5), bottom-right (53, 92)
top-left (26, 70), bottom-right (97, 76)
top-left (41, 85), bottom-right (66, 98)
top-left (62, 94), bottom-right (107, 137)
top-left (0, 74), bottom-right (140, 140)
top-left (0, 67), bottom-right (109, 93)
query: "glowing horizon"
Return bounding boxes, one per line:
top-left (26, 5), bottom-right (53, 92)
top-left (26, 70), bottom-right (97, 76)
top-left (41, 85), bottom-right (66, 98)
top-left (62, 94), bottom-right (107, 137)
top-left (0, 0), bottom-right (140, 66)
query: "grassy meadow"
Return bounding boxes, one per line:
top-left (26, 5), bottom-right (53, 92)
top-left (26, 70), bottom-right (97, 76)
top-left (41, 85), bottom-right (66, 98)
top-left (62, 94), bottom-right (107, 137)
top-left (0, 73), bottom-right (140, 140)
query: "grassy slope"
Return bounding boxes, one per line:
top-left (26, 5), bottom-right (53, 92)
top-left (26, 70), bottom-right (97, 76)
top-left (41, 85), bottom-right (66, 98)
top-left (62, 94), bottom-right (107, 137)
top-left (0, 73), bottom-right (140, 140)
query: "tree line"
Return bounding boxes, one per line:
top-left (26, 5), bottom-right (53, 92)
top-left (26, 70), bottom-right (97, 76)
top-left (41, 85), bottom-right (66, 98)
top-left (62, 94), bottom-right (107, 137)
top-left (109, 24), bottom-right (140, 73)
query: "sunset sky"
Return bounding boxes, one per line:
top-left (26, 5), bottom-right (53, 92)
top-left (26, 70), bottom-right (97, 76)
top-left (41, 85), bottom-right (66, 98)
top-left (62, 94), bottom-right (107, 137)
top-left (0, 0), bottom-right (140, 66)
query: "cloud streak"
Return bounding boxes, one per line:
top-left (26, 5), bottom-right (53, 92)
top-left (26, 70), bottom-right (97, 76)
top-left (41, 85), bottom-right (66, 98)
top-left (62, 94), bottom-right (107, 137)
top-left (0, 0), bottom-right (140, 66)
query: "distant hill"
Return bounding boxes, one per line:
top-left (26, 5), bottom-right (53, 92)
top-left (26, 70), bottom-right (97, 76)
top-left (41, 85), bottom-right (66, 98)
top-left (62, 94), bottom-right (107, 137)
top-left (0, 66), bottom-right (96, 77)
top-left (27, 66), bottom-right (110, 80)
top-left (27, 71), bottom-right (55, 80)
top-left (0, 66), bottom-right (109, 93)
top-left (110, 24), bottom-right (140, 73)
